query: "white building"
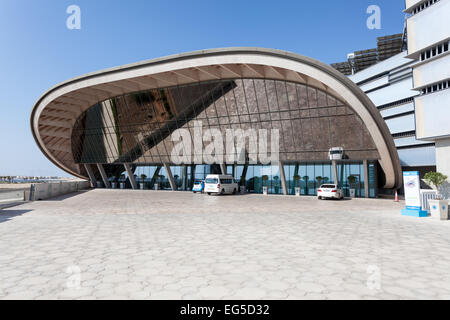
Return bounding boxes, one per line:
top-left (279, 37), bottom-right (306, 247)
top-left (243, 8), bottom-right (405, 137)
top-left (349, 52), bottom-right (436, 184)
top-left (405, 0), bottom-right (450, 197)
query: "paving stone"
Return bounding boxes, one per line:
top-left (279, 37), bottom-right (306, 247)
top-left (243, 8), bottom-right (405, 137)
top-left (199, 286), bottom-right (231, 298)
top-left (234, 287), bottom-right (267, 299)
top-left (1, 190), bottom-right (450, 299)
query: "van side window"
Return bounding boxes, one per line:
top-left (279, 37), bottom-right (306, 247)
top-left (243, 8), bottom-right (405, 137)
top-left (221, 179), bottom-right (232, 184)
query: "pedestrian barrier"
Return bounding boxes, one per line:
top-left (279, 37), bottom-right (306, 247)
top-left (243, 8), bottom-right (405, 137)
top-left (30, 181), bottom-right (90, 201)
top-left (0, 190), bottom-right (25, 204)
top-left (420, 189), bottom-right (437, 213)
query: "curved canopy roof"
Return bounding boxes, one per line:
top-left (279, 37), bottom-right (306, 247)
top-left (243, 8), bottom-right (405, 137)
top-left (31, 47), bottom-right (402, 189)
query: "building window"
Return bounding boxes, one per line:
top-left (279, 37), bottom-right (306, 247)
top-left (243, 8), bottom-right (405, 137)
top-left (411, 0), bottom-right (441, 16)
top-left (419, 40), bottom-right (449, 62)
top-left (421, 80), bottom-right (450, 96)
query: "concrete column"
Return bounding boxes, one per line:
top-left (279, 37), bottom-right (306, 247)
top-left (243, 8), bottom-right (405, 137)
top-left (182, 166), bottom-right (188, 191)
top-left (124, 164), bottom-right (137, 190)
top-left (220, 164), bottom-right (227, 175)
top-left (96, 163), bottom-right (111, 188)
top-left (363, 160), bottom-right (369, 198)
top-left (240, 164), bottom-right (248, 187)
top-left (83, 164), bottom-right (96, 187)
top-left (279, 161), bottom-right (288, 195)
top-left (436, 138), bottom-right (450, 199)
top-left (332, 160), bottom-right (339, 186)
top-left (150, 166), bottom-right (162, 187)
top-left (163, 163), bottom-right (177, 191)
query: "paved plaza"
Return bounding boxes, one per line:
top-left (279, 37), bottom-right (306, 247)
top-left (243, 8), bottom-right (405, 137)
top-left (0, 189), bottom-right (449, 300)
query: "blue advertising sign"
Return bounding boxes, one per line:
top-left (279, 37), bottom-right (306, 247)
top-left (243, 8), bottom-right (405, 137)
top-left (401, 171), bottom-right (427, 217)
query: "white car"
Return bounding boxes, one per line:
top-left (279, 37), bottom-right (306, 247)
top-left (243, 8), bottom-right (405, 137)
top-left (317, 184), bottom-right (344, 200)
top-left (205, 174), bottom-right (238, 195)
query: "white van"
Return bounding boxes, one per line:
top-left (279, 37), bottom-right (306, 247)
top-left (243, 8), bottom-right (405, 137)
top-left (204, 174), bottom-right (238, 195)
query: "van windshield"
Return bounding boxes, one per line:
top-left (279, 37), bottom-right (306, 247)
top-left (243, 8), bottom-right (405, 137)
top-left (205, 178), bottom-right (218, 184)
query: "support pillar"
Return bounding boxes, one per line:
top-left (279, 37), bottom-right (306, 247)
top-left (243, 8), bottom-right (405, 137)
top-left (96, 163), bottom-right (111, 188)
top-left (220, 164), bottom-right (227, 175)
top-left (84, 164), bottom-right (96, 188)
top-left (182, 166), bottom-right (188, 191)
top-left (190, 165), bottom-right (196, 187)
top-left (332, 160), bottom-right (339, 187)
top-left (164, 163), bottom-right (177, 191)
top-left (363, 160), bottom-right (369, 198)
top-left (150, 166), bottom-right (162, 187)
top-left (240, 164), bottom-right (248, 187)
top-left (124, 164), bottom-right (137, 190)
top-left (279, 161), bottom-right (288, 195)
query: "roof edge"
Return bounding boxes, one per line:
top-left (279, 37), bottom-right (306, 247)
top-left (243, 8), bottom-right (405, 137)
top-left (31, 47), bottom-right (403, 188)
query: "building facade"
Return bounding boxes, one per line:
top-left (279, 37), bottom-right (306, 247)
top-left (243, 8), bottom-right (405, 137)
top-left (349, 52), bottom-right (436, 190)
top-left (405, 0), bottom-right (450, 198)
top-left (31, 48), bottom-right (402, 197)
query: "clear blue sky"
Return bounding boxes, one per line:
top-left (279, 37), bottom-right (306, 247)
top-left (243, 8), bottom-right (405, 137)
top-left (0, 0), bottom-right (405, 177)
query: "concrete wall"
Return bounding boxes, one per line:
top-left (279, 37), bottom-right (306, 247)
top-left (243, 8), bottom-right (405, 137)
top-left (415, 88), bottom-right (450, 140)
top-left (413, 53), bottom-right (450, 88)
top-left (0, 190), bottom-right (25, 204)
top-left (436, 138), bottom-right (450, 199)
top-left (30, 181), bottom-right (90, 201)
top-left (406, 0), bottom-right (450, 56)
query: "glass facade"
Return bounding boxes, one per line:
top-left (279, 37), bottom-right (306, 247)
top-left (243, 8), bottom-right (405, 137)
top-left (121, 164), bottom-right (224, 191)
top-left (101, 161), bottom-right (377, 198)
top-left (132, 165), bottom-right (171, 190)
top-left (284, 162), bottom-right (334, 196)
top-left (72, 78), bottom-right (380, 197)
top-left (231, 165), bottom-right (283, 194)
top-left (72, 78), bottom-right (379, 168)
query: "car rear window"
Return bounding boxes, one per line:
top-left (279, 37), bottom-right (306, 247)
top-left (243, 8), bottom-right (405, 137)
top-left (206, 178), bottom-right (218, 184)
top-left (321, 185), bottom-right (336, 188)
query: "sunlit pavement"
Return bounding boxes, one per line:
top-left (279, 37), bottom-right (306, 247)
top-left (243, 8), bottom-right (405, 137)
top-left (0, 189), bottom-right (449, 300)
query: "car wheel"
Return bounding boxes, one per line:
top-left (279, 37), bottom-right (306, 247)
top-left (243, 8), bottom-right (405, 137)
top-left (207, 192), bottom-right (211, 195)
top-left (221, 189), bottom-right (225, 195)
top-left (318, 196), bottom-right (322, 200)
top-left (232, 188), bottom-right (236, 195)
top-left (193, 191), bottom-right (196, 194)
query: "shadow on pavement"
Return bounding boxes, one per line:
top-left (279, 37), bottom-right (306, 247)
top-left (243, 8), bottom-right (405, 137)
top-left (319, 197), bottom-right (353, 201)
top-left (0, 209), bottom-right (32, 224)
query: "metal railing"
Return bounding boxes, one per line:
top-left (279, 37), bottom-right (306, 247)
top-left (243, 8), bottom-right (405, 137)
top-left (420, 189), bottom-right (437, 213)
